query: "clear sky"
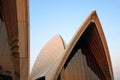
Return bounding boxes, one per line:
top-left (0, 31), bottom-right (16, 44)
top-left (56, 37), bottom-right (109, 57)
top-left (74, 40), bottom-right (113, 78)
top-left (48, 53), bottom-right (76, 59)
top-left (30, 0), bottom-right (120, 79)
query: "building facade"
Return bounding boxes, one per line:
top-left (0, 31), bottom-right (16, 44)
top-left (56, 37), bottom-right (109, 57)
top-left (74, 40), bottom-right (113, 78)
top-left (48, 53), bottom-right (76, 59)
top-left (31, 11), bottom-right (114, 80)
top-left (0, 0), bottom-right (29, 80)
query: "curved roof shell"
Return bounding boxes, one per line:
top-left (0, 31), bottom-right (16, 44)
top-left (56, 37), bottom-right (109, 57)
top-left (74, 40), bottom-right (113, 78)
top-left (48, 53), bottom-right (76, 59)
top-left (31, 35), bottom-right (66, 80)
top-left (54, 11), bottom-right (114, 80)
top-left (31, 11), bottom-right (114, 80)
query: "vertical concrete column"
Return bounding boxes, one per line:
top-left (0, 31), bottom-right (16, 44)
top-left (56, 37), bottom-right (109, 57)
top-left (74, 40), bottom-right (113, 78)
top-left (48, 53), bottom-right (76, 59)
top-left (1, 0), bottom-right (29, 80)
top-left (9, 36), bottom-right (20, 80)
top-left (16, 0), bottom-right (29, 80)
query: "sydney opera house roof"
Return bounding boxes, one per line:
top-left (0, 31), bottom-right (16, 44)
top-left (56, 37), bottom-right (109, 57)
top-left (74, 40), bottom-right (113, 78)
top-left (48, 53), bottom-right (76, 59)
top-left (31, 35), bottom-right (66, 80)
top-left (31, 11), bottom-right (114, 80)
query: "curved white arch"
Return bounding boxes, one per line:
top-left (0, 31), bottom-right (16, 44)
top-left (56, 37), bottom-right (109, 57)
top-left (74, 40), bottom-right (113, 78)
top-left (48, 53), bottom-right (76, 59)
top-left (31, 11), bottom-right (114, 80)
top-left (54, 11), bottom-right (114, 80)
top-left (31, 35), bottom-right (66, 80)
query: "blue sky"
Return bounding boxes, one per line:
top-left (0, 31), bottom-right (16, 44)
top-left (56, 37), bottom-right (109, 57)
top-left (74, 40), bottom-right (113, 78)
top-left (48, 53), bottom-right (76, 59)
top-left (30, 0), bottom-right (120, 79)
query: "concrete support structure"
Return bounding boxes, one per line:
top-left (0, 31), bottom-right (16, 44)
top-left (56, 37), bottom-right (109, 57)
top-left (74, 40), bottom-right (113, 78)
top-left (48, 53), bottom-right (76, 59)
top-left (0, 0), bottom-right (29, 80)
